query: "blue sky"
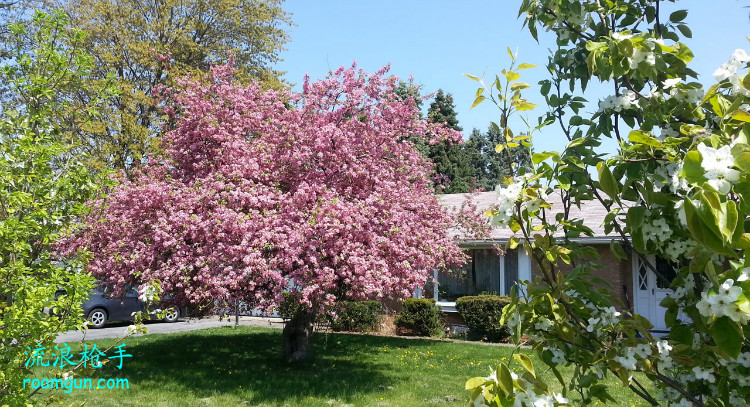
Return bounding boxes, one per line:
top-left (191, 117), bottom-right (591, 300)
top-left (276, 1), bottom-right (750, 153)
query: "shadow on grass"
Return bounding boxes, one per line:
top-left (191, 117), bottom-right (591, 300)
top-left (90, 327), bottom-right (440, 404)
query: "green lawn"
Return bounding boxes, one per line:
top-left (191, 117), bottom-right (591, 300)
top-left (32, 326), bottom-right (649, 407)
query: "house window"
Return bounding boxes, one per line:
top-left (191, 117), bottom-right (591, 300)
top-left (435, 248), bottom-right (518, 301)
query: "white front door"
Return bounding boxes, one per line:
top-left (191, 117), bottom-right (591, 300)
top-left (633, 255), bottom-right (675, 331)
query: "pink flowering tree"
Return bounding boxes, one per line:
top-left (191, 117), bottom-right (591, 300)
top-left (61, 63), bottom-right (468, 360)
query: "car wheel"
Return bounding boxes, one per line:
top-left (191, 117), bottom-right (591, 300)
top-left (87, 308), bottom-right (108, 329)
top-left (163, 306), bottom-right (180, 323)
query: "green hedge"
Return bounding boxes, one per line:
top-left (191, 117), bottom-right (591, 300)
top-left (326, 301), bottom-right (382, 332)
top-left (394, 298), bottom-right (444, 337)
top-left (455, 295), bottom-right (512, 342)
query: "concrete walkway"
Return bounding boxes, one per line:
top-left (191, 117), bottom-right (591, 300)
top-left (54, 316), bottom-right (284, 343)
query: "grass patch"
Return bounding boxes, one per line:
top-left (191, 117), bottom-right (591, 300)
top-left (32, 326), bottom-right (650, 407)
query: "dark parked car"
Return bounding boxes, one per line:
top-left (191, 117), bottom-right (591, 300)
top-left (55, 284), bottom-right (182, 328)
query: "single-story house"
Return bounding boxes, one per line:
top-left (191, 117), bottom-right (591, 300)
top-left (420, 191), bottom-right (677, 332)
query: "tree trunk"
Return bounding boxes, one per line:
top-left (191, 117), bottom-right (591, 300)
top-left (282, 311), bottom-right (315, 361)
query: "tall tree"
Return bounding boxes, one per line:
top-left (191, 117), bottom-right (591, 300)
top-left (467, 125), bottom-right (532, 191)
top-left (60, 63), bottom-right (467, 361)
top-left (0, 11), bottom-right (110, 404)
top-left (57, 0), bottom-right (293, 172)
top-left (425, 89), bottom-right (478, 194)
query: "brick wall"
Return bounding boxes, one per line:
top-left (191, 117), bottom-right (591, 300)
top-left (529, 244), bottom-right (634, 312)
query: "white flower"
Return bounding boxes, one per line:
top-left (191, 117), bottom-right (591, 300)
top-left (670, 398), bottom-right (692, 407)
top-left (553, 393), bottom-right (569, 405)
top-left (657, 340), bottom-right (672, 356)
top-left (598, 91), bottom-right (637, 113)
top-left (630, 46), bottom-right (655, 69)
top-left (614, 354), bottom-right (637, 371)
top-left (634, 343), bottom-right (652, 358)
top-left (534, 317), bottom-right (552, 331)
top-left (719, 279), bottom-right (742, 300)
top-left (697, 143), bottom-right (739, 194)
top-left (692, 366), bottom-right (716, 383)
top-left (713, 63), bottom-right (737, 82)
top-left (532, 394), bottom-right (555, 407)
top-left (612, 32), bottom-right (633, 40)
top-left (738, 267), bottom-right (750, 282)
top-left (586, 317), bottom-right (600, 332)
top-left (707, 178), bottom-right (732, 194)
top-left (729, 390), bottom-right (746, 407)
top-left (548, 347), bottom-right (566, 364)
top-left (138, 284), bottom-right (157, 302)
top-left (662, 78), bottom-right (681, 89)
top-left (126, 325), bottom-right (139, 335)
top-left (674, 201), bottom-right (687, 227)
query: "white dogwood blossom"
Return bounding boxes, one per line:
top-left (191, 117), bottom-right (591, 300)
top-left (598, 91), bottom-right (637, 113)
top-left (697, 143), bottom-right (739, 194)
top-left (696, 279), bottom-right (750, 323)
top-left (713, 49), bottom-right (750, 96)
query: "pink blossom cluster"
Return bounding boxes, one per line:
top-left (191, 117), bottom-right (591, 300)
top-left (59, 63), bottom-right (468, 312)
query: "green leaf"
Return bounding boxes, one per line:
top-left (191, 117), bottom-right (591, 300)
top-left (617, 39), bottom-right (633, 57)
top-left (669, 10), bottom-right (688, 22)
top-left (498, 364), bottom-right (514, 396)
top-left (628, 130), bottom-right (662, 148)
top-left (514, 354), bottom-right (535, 378)
top-left (510, 82), bottom-right (531, 90)
top-left (532, 151), bottom-right (557, 164)
top-left (676, 24), bottom-right (692, 38)
top-left (504, 70), bottom-right (521, 82)
top-left (732, 110), bottom-right (750, 122)
top-left (627, 206), bottom-right (646, 229)
top-left (586, 41), bottom-right (607, 51)
top-left (710, 94), bottom-right (731, 117)
top-left (466, 377), bottom-right (487, 390)
top-left (465, 74), bottom-right (480, 82)
top-left (557, 174), bottom-right (571, 190)
top-left (517, 63), bottom-right (537, 69)
top-left (471, 95), bottom-right (486, 109)
top-left (508, 236), bottom-right (520, 249)
top-left (701, 83), bottom-right (720, 106)
top-left (711, 316), bottom-right (743, 359)
top-left (495, 143), bottom-right (505, 153)
top-left (735, 152), bottom-right (750, 173)
top-left (681, 150), bottom-right (705, 182)
top-left (597, 162), bottom-right (619, 198)
top-left (507, 46), bottom-right (515, 61)
top-left (610, 240), bottom-right (628, 261)
top-left (514, 101), bottom-right (537, 111)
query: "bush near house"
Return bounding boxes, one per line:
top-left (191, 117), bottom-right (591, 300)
top-left (327, 301), bottom-right (383, 332)
top-left (455, 295), bottom-right (512, 342)
top-left (395, 298), bottom-right (444, 337)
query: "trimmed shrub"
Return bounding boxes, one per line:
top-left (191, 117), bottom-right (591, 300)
top-left (327, 301), bottom-right (382, 332)
top-left (455, 294), bottom-right (512, 342)
top-left (394, 298), bottom-right (444, 337)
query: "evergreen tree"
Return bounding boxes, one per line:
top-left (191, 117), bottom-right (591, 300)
top-left (426, 90), bottom-right (476, 194)
top-left (469, 125), bottom-right (532, 191)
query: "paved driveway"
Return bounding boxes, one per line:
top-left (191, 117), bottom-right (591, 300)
top-left (55, 316), bottom-right (285, 343)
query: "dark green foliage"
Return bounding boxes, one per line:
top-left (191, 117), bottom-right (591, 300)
top-left (278, 292), bottom-right (304, 319)
top-left (426, 90), bottom-right (477, 194)
top-left (394, 298), bottom-right (444, 337)
top-left (455, 295), bottom-right (512, 342)
top-left (327, 301), bottom-right (382, 332)
top-left (467, 126), bottom-right (532, 191)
